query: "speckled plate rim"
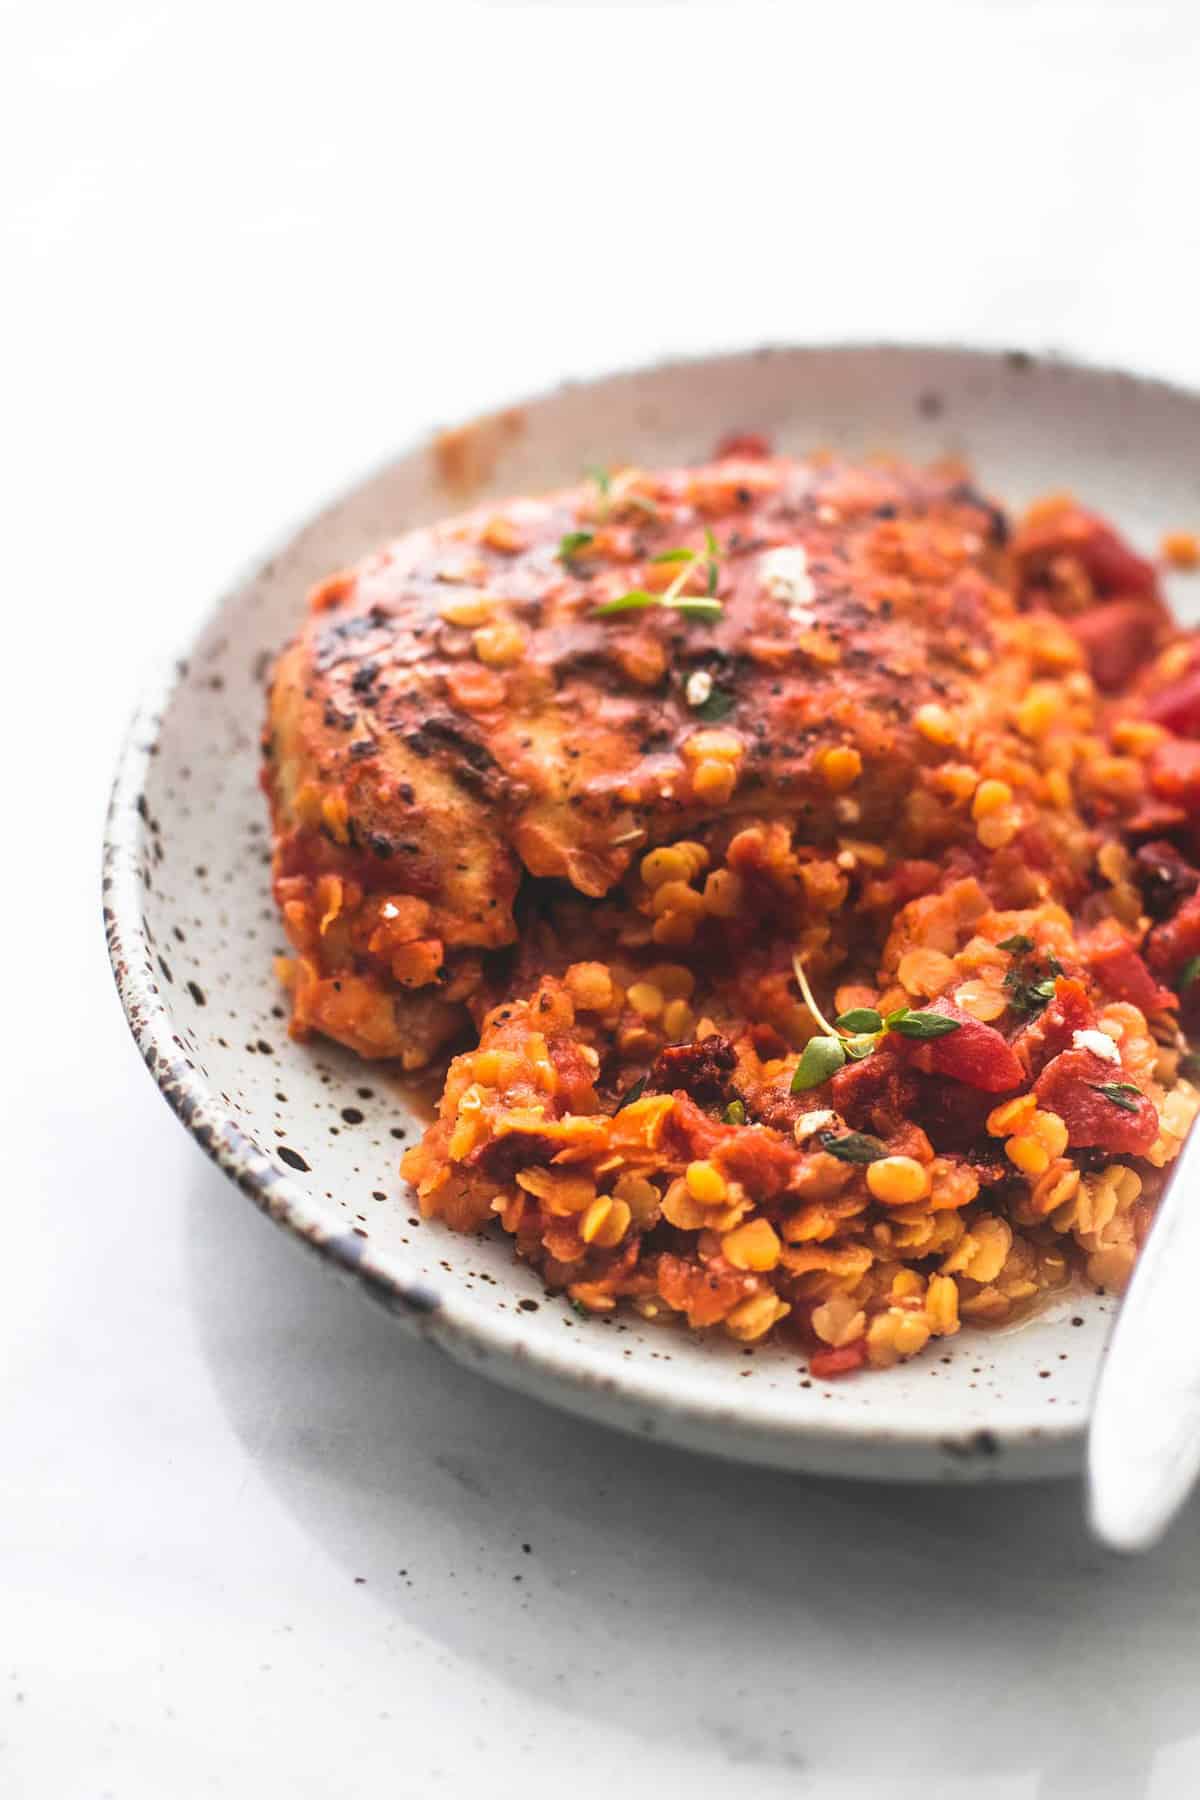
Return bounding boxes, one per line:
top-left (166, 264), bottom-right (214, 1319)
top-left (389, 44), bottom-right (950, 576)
top-left (103, 340), bottom-right (1200, 1481)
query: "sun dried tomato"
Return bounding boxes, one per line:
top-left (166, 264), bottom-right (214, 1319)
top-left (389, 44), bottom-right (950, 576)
top-left (1135, 840), bottom-right (1200, 920)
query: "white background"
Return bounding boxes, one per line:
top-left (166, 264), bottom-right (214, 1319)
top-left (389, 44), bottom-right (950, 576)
top-left (5, 2), bottom-right (1200, 1795)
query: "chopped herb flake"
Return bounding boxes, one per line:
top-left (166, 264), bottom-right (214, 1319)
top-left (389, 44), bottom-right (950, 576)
top-left (1003, 961), bottom-right (1058, 1016)
top-left (614, 1073), bottom-right (648, 1110)
top-left (1179, 954), bottom-right (1200, 991)
top-left (1089, 1081), bottom-right (1143, 1113)
top-left (558, 530), bottom-right (595, 562)
top-left (818, 1131), bottom-right (887, 1164)
top-left (692, 684), bottom-right (736, 722)
top-left (723, 1099), bottom-right (747, 1125)
top-left (998, 934), bottom-right (1035, 953)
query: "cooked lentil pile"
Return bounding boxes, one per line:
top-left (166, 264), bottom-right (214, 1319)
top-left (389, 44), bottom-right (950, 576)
top-left (264, 445), bottom-right (1200, 1375)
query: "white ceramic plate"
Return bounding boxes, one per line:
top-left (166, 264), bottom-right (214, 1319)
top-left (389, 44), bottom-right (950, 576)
top-left (104, 344), bottom-right (1200, 1481)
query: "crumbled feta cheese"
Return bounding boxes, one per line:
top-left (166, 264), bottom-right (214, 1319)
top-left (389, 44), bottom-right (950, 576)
top-left (759, 545), bottom-right (816, 618)
top-left (1073, 1028), bottom-right (1121, 1064)
top-left (795, 1108), bottom-right (837, 1141)
top-left (686, 670), bottom-right (714, 708)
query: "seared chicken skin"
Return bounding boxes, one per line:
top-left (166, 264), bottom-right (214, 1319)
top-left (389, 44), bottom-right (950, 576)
top-left (263, 452), bottom-right (1094, 1066)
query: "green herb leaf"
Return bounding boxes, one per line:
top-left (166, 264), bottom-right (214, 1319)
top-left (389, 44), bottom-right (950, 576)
top-left (1089, 1081), bottom-right (1143, 1114)
top-left (586, 465), bottom-right (611, 496)
top-left (998, 934), bottom-right (1035, 953)
top-left (569, 1297), bottom-right (591, 1318)
top-left (836, 1007), bottom-right (883, 1034)
top-left (1045, 952), bottom-right (1064, 978)
top-left (558, 530), bottom-right (595, 563)
top-left (1003, 965), bottom-right (1057, 1016)
top-left (889, 1010), bottom-right (962, 1040)
top-left (842, 1034), bottom-right (879, 1061)
top-left (1179, 955), bottom-right (1200, 991)
top-left (614, 1073), bottom-right (648, 1111)
top-left (670, 597), bottom-right (723, 620)
top-left (818, 1130), bottom-right (887, 1164)
top-left (593, 590), bottom-right (657, 616)
top-left (704, 526), bottom-right (719, 559)
top-left (692, 685), bottom-right (736, 723)
top-left (790, 1035), bottom-right (847, 1092)
top-left (723, 1099), bottom-right (747, 1125)
top-left (650, 548), bottom-right (694, 565)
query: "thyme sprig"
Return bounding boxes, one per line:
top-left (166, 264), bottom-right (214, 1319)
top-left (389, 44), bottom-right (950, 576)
top-left (594, 526), bottom-right (724, 622)
top-left (790, 953), bottom-right (962, 1093)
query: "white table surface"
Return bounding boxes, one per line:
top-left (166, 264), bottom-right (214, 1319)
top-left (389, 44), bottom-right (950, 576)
top-left (6, 2), bottom-right (1200, 1794)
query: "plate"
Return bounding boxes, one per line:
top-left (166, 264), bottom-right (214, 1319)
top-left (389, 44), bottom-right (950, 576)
top-left (103, 343), bottom-right (1200, 1481)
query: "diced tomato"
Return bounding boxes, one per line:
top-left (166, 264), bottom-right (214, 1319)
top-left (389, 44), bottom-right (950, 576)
top-left (901, 997), bottom-right (1023, 1093)
top-left (719, 1125), bottom-right (799, 1199)
top-left (1033, 1048), bottom-right (1158, 1152)
top-left (888, 859), bottom-right (944, 904)
top-left (1124, 802), bottom-right (1189, 836)
top-left (1142, 667), bottom-right (1200, 736)
top-left (1146, 891), bottom-right (1200, 978)
top-left (1014, 824), bottom-right (1085, 903)
top-left (665, 1090), bottom-right (728, 1161)
top-left (1070, 600), bottom-right (1165, 691)
top-left (1075, 521), bottom-right (1160, 600)
top-left (1081, 919), bottom-right (1175, 1013)
top-left (830, 1037), bottom-right (918, 1131)
top-left (909, 1074), bottom-right (1002, 1157)
top-left (712, 430), bottom-right (773, 460)
top-left (1011, 977), bottom-right (1096, 1077)
top-left (1014, 505), bottom-right (1159, 599)
top-left (1149, 738), bottom-right (1200, 811)
top-left (655, 1252), bottom-right (750, 1329)
top-left (810, 1342), bottom-right (868, 1379)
